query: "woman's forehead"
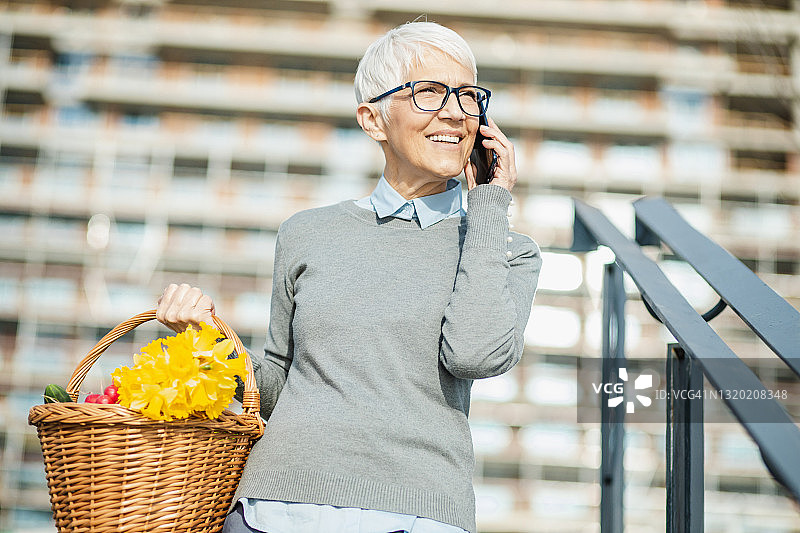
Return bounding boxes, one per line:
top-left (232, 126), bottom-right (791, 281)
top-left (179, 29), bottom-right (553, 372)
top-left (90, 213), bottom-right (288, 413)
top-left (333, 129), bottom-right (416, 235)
top-left (406, 49), bottom-right (475, 85)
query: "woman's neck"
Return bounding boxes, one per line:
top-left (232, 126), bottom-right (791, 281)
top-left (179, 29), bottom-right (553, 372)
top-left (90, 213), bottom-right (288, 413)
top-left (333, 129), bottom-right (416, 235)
top-left (383, 172), bottom-right (449, 200)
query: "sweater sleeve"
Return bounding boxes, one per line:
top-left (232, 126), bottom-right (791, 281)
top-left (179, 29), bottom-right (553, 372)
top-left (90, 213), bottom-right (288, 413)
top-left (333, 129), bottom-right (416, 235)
top-left (237, 225), bottom-right (295, 420)
top-left (439, 183), bottom-right (542, 380)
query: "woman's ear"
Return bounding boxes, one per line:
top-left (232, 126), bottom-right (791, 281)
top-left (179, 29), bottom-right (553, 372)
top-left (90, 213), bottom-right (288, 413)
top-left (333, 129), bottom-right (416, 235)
top-left (356, 103), bottom-right (388, 142)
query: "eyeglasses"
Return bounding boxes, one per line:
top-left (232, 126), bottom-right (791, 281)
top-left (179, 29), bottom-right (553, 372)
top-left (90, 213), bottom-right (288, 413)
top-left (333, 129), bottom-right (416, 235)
top-left (369, 80), bottom-right (491, 117)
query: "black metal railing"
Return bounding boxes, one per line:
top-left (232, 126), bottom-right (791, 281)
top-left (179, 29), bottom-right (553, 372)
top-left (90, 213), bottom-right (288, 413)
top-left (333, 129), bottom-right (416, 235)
top-left (571, 196), bottom-right (800, 533)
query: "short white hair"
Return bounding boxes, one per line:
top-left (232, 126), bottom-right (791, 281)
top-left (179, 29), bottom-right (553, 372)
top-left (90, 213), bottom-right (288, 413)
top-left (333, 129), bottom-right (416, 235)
top-left (354, 22), bottom-right (478, 117)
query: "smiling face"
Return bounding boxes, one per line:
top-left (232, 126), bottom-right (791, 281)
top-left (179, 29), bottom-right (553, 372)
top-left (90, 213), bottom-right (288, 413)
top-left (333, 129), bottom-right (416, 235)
top-left (360, 50), bottom-right (480, 198)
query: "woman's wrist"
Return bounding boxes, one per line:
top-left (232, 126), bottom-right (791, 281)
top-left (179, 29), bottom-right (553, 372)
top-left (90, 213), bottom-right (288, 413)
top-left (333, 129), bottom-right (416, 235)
top-left (469, 183), bottom-right (512, 204)
top-left (464, 184), bottom-right (514, 252)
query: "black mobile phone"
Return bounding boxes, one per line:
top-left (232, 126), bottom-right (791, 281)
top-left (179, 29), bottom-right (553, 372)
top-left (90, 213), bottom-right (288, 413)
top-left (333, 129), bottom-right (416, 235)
top-left (469, 114), bottom-right (498, 185)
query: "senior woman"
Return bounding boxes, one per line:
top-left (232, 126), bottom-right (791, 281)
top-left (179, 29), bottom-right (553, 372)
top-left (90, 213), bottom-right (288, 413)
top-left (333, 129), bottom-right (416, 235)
top-left (156, 22), bottom-right (541, 533)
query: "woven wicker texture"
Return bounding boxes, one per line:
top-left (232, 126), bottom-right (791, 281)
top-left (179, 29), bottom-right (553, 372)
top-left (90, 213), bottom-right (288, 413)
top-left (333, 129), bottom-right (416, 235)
top-left (28, 310), bottom-right (264, 532)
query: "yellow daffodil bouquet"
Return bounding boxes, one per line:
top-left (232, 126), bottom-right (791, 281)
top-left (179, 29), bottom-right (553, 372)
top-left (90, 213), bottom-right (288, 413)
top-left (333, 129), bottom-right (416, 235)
top-left (111, 323), bottom-right (245, 421)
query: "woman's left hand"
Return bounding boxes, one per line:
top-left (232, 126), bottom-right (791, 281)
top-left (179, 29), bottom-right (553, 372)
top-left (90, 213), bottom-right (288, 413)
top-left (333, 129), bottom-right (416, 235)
top-left (464, 116), bottom-right (518, 193)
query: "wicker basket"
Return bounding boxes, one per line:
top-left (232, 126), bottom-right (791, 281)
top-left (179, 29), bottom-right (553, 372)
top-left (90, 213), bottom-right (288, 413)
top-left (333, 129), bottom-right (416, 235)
top-left (28, 310), bottom-right (264, 533)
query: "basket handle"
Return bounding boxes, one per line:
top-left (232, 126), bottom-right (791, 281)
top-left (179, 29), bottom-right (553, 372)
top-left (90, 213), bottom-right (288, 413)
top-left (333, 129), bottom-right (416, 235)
top-left (65, 310), bottom-right (262, 419)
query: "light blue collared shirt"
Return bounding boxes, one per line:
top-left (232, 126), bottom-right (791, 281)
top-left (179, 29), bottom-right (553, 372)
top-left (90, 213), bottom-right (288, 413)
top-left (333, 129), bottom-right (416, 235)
top-left (239, 500), bottom-right (468, 533)
top-left (354, 175), bottom-right (466, 228)
top-left (238, 176), bottom-right (469, 533)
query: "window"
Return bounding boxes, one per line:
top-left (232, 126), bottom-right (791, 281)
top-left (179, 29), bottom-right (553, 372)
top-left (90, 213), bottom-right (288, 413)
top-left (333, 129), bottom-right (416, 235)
top-left (520, 423), bottom-right (580, 459)
top-left (470, 421), bottom-right (513, 455)
top-left (661, 86), bottom-right (714, 134)
top-left (534, 140), bottom-right (593, 178)
top-left (538, 252), bottom-right (583, 292)
top-left (525, 306), bottom-right (581, 349)
top-left (602, 144), bottom-right (661, 181)
top-left (472, 372), bottom-right (519, 403)
top-left (524, 364), bottom-right (578, 405)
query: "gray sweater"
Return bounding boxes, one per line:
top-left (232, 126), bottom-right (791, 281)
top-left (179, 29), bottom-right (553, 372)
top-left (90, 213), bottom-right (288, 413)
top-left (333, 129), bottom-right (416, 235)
top-left (233, 184), bottom-right (541, 533)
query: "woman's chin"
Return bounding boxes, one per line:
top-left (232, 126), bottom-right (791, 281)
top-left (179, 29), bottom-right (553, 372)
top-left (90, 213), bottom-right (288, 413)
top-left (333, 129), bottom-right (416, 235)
top-left (428, 169), bottom-right (464, 181)
top-left (428, 161), bottom-right (469, 180)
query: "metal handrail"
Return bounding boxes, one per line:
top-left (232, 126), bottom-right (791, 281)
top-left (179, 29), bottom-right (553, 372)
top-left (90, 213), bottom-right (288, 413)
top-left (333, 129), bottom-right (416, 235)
top-left (572, 197), bottom-right (800, 516)
top-left (634, 196), bottom-right (800, 377)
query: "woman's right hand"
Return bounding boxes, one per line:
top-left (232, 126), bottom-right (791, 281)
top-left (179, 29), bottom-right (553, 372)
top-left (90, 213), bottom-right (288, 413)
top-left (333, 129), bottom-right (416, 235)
top-left (156, 283), bottom-right (215, 333)
top-left (464, 116), bottom-right (517, 193)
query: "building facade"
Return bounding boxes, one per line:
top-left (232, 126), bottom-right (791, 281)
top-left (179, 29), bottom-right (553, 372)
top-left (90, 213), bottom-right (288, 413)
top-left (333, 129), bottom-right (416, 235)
top-left (1, 1), bottom-right (799, 532)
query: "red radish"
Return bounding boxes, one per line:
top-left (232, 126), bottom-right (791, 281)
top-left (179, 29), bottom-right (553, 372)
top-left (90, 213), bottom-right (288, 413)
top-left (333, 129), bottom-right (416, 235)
top-left (85, 394), bottom-right (101, 403)
top-left (96, 395), bottom-right (113, 404)
top-left (104, 385), bottom-right (119, 403)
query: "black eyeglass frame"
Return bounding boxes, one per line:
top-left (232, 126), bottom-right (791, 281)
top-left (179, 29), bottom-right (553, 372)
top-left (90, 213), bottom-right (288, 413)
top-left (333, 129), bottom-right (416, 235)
top-left (368, 80), bottom-right (491, 117)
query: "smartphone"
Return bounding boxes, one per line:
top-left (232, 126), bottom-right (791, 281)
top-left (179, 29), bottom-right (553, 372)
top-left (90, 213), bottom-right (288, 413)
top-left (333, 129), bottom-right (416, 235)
top-left (469, 114), bottom-right (498, 185)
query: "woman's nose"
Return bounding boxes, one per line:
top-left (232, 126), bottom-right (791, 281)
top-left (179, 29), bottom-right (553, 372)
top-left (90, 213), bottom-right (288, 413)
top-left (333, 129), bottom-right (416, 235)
top-left (437, 92), bottom-right (465, 120)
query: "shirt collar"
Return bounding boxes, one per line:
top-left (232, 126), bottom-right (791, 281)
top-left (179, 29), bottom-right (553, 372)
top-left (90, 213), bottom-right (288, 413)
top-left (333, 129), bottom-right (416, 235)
top-left (369, 175), bottom-right (464, 229)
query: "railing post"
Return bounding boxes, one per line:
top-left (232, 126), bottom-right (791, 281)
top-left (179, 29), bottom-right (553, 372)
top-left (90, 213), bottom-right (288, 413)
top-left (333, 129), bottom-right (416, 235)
top-left (601, 261), bottom-right (625, 533)
top-left (666, 344), bottom-right (704, 533)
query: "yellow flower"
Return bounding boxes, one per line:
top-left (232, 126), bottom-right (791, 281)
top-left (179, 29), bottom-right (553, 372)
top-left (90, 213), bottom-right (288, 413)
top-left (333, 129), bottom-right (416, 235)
top-left (112, 323), bottom-right (245, 421)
